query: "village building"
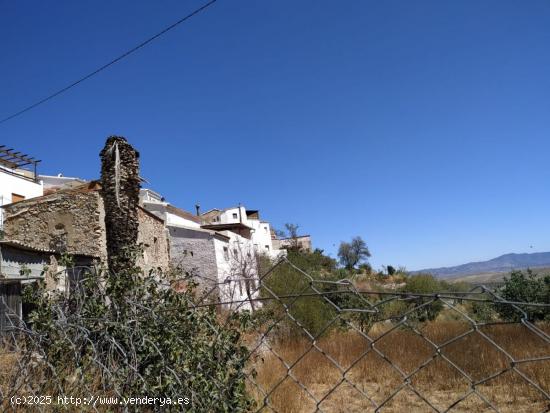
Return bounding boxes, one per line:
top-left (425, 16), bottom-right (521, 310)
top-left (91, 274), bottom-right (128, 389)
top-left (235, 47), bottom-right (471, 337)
top-left (139, 190), bottom-right (263, 310)
top-left (201, 206), bottom-right (283, 259)
top-left (0, 146), bottom-right (43, 229)
top-left (1, 178), bottom-right (172, 332)
top-left (39, 174), bottom-right (87, 192)
top-left (0, 140), bottom-right (307, 321)
top-left (273, 235), bottom-right (313, 252)
top-left (140, 189), bottom-right (202, 229)
top-left (1, 181), bottom-right (170, 273)
top-left (0, 240), bottom-right (97, 332)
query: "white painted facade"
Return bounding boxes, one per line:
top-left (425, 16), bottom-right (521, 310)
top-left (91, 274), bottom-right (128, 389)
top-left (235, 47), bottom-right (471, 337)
top-left (168, 225), bottom-right (259, 311)
top-left (39, 174), bottom-right (86, 190)
top-left (204, 206), bottom-right (248, 225)
top-left (139, 189), bottom-right (201, 229)
top-left (216, 230), bottom-right (260, 311)
top-left (248, 218), bottom-right (281, 258)
top-left (202, 206), bottom-right (283, 259)
top-left (164, 211), bottom-right (201, 229)
top-left (0, 166), bottom-right (43, 228)
top-left (139, 191), bottom-right (285, 310)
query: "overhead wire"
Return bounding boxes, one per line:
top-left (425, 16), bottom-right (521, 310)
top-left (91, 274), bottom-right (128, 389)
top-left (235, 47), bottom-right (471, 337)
top-left (0, 0), bottom-right (218, 125)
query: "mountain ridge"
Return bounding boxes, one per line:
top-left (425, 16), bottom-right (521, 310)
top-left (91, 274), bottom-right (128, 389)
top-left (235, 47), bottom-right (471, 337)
top-left (413, 251), bottom-right (550, 278)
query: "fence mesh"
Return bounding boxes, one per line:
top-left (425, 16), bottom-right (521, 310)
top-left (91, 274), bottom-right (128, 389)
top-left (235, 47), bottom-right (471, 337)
top-left (1, 257), bottom-right (549, 412)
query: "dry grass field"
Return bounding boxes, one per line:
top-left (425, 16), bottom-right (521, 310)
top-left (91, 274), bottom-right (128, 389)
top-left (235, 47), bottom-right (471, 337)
top-left (248, 322), bottom-right (550, 412)
top-left (2, 322), bottom-right (548, 412)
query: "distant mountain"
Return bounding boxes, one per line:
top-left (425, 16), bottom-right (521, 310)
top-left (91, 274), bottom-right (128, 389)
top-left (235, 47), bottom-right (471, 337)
top-left (414, 252), bottom-right (550, 278)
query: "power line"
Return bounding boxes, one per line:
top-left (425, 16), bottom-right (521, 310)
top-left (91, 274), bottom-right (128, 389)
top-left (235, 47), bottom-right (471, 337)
top-left (0, 0), bottom-right (218, 125)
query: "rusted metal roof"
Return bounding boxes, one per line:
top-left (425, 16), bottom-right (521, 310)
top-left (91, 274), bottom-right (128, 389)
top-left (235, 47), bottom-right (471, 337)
top-left (165, 204), bottom-right (202, 224)
top-left (0, 240), bottom-right (99, 257)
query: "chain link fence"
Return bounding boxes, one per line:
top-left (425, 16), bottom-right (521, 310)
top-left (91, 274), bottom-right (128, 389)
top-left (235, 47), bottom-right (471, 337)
top-left (1, 257), bottom-right (549, 412)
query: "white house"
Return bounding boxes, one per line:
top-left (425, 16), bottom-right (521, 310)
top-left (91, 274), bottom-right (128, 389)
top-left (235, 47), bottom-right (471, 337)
top-left (246, 210), bottom-right (279, 256)
top-left (140, 189), bottom-right (201, 228)
top-left (201, 206), bottom-right (283, 259)
top-left (0, 147), bottom-right (43, 229)
top-left (39, 174), bottom-right (87, 191)
top-left (273, 235), bottom-right (313, 252)
top-left (168, 225), bottom-right (259, 311)
top-left (139, 190), bottom-right (262, 310)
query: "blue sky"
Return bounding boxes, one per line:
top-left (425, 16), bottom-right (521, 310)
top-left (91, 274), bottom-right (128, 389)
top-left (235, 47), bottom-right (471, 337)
top-left (2, 1), bottom-right (550, 270)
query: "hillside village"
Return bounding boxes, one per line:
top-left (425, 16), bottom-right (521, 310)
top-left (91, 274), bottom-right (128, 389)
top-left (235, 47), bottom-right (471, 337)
top-left (0, 140), bottom-right (312, 329)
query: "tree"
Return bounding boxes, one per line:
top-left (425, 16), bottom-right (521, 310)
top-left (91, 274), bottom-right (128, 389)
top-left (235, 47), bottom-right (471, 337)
top-left (337, 236), bottom-right (371, 270)
top-left (496, 269), bottom-right (550, 321)
top-left (276, 223), bottom-right (301, 250)
top-left (387, 265), bottom-right (396, 276)
top-left (225, 239), bottom-right (259, 312)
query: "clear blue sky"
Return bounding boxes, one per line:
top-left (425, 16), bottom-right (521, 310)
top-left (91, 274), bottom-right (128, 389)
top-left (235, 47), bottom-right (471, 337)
top-left (2, 1), bottom-right (550, 270)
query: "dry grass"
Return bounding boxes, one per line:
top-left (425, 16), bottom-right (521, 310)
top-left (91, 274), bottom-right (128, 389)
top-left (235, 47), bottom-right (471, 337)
top-left (2, 322), bottom-right (548, 412)
top-left (0, 351), bottom-right (18, 394)
top-left (248, 321), bottom-right (550, 412)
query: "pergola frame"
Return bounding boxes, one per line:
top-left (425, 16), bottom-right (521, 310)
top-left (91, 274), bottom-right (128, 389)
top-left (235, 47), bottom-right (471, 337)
top-left (0, 145), bottom-right (41, 180)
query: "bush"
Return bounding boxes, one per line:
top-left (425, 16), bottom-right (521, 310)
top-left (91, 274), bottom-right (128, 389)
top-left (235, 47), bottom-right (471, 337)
top-left (8, 258), bottom-right (252, 412)
top-left (255, 251), bottom-right (335, 336)
top-left (496, 269), bottom-right (550, 321)
top-left (399, 274), bottom-right (447, 322)
top-left (258, 250), bottom-right (339, 338)
top-left (467, 299), bottom-right (497, 323)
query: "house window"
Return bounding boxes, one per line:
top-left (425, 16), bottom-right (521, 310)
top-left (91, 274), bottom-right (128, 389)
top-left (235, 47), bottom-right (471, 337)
top-left (265, 245), bottom-right (270, 250)
top-left (233, 248), bottom-right (238, 257)
top-left (223, 246), bottom-right (229, 261)
top-left (264, 226), bottom-right (268, 233)
top-left (232, 213), bottom-right (238, 219)
top-left (11, 193), bottom-right (25, 203)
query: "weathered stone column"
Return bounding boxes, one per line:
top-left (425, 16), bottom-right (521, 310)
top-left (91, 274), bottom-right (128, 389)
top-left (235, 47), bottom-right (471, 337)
top-left (99, 136), bottom-right (141, 274)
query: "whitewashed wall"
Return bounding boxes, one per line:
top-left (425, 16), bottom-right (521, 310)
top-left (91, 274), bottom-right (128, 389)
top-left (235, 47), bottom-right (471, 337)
top-left (217, 206), bottom-right (248, 225)
top-left (165, 213), bottom-right (201, 229)
top-left (216, 230), bottom-right (260, 311)
top-left (141, 201), bottom-right (201, 229)
top-left (0, 168), bottom-right (43, 227)
top-left (169, 225), bottom-right (260, 311)
top-left (248, 219), bottom-right (274, 253)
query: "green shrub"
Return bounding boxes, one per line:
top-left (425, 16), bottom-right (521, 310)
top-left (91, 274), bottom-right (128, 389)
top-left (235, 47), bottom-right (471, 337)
top-left (399, 274), bottom-right (447, 322)
top-left (496, 269), bottom-right (550, 322)
top-left (258, 250), bottom-right (340, 338)
top-left (467, 299), bottom-right (497, 323)
top-left (12, 258), bottom-right (253, 412)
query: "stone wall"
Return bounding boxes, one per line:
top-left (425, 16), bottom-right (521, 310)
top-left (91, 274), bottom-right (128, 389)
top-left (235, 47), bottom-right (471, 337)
top-left (168, 226), bottom-right (220, 297)
top-left (137, 207), bottom-right (170, 272)
top-left (2, 187), bottom-right (170, 273)
top-left (2, 189), bottom-right (106, 260)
